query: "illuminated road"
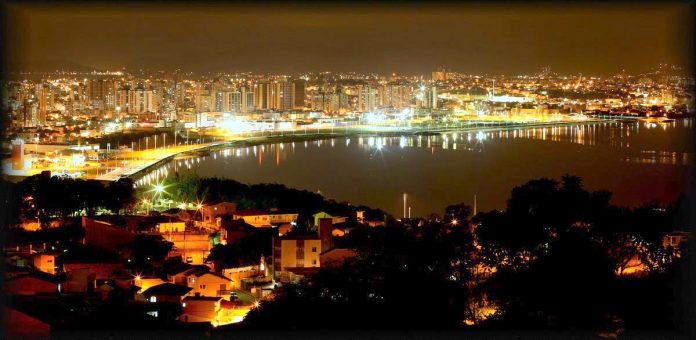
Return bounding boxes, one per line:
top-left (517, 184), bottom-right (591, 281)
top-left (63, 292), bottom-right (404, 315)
top-left (95, 142), bottom-right (228, 180)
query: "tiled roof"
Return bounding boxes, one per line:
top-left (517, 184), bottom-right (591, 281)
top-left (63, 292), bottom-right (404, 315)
top-left (233, 209), bottom-right (268, 216)
top-left (142, 283), bottom-right (192, 297)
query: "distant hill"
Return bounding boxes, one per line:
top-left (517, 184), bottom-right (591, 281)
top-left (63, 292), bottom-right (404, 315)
top-left (6, 58), bottom-right (103, 73)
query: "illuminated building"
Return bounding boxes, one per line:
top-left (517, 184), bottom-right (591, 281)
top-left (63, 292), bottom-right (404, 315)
top-left (88, 78), bottom-right (116, 110)
top-left (195, 88), bottom-right (213, 113)
top-left (432, 67), bottom-right (447, 82)
top-left (293, 79), bottom-right (306, 108)
top-left (33, 253), bottom-right (58, 275)
top-left (272, 219), bottom-right (332, 282)
top-left (272, 235), bottom-right (322, 282)
top-left (274, 80), bottom-right (295, 111)
top-left (357, 85), bottom-right (377, 112)
top-left (200, 202), bottom-right (238, 226)
top-left (253, 82), bottom-right (270, 110)
top-left (35, 83), bottom-right (53, 120)
top-left (165, 231), bottom-right (212, 264)
top-left (9, 138), bottom-right (27, 172)
top-left (179, 296), bottom-right (225, 324)
top-left (220, 90), bottom-right (242, 112)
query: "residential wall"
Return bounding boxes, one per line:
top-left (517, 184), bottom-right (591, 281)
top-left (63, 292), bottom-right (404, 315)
top-left (82, 217), bottom-right (134, 253)
top-left (33, 254), bottom-right (57, 275)
top-left (158, 222), bottom-right (186, 233)
top-left (186, 273), bottom-right (232, 297)
top-left (273, 238), bottom-right (321, 279)
top-left (5, 277), bottom-right (59, 295)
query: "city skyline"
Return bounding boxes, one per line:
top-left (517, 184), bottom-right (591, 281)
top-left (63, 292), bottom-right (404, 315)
top-left (4, 2), bottom-right (694, 76)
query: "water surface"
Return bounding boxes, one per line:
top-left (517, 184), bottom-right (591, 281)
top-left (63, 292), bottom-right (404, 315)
top-left (140, 119), bottom-right (694, 217)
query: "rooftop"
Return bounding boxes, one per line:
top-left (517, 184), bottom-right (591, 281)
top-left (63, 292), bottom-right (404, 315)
top-left (142, 283), bottom-right (192, 297)
top-left (183, 295), bottom-right (223, 302)
top-left (233, 209), bottom-right (269, 216)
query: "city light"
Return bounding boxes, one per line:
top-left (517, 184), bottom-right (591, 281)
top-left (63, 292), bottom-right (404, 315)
top-left (1, 5), bottom-right (691, 336)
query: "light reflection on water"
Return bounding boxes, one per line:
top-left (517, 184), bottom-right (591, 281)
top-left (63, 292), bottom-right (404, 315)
top-left (134, 119), bottom-right (693, 216)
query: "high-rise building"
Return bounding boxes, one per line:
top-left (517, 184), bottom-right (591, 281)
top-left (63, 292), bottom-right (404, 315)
top-left (127, 85), bottom-right (157, 114)
top-left (88, 78), bottom-right (116, 110)
top-left (418, 86), bottom-right (438, 109)
top-left (378, 84), bottom-right (413, 109)
top-left (115, 86), bottom-right (129, 113)
top-left (293, 80), bottom-right (306, 109)
top-left (432, 68), bottom-right (447, 82)
top-left (195, 88), bottom-right (212, 113)
top-left (253, 82), bottom-right (269, 110)
top-left (276, 80), bottom-right (295, 111)
top-left (221, 91), bottom-right (242, 112)
top-left (22, 99), bottom-right (38, 128)
top-left (35, 84), bottom-right (53, 117)
top-left (357, 85), bottom-right (377, 112)
top-left (241, 87), bottom-right (254, 113)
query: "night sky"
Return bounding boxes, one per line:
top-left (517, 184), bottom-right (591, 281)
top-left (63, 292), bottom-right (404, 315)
top-left (4, 2), bottom-right (694, 75)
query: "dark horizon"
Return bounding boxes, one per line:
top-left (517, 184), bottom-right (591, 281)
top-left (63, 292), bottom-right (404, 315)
top-left (3, 2), bottom-right (695, 76)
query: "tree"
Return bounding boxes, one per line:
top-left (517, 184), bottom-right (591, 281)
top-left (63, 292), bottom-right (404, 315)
top-left (444, 203), bottom-right (472, 226)
top-left (106, 178), bottom-right (136, 214)
top-left (485, 231), bottom-right (616, 329)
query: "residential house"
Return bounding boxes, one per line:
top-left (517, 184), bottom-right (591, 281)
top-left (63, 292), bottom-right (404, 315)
top-left (164, 230), bottom-right (212, 264)
top-left (272, 235), bottom-right (322, 282)
top-left (186, 272), bottom-right (233, 297)
top-left (169, 265), bottom-right (233, 297)
top-left (268, 212), bottom-right (299, 225)
top-left (33, 253), bottom-right (58, 275)
top-left (233, 209), bottom-right (272, 227)
top-left (62, 262), bottom-right (125, 293)
top-left (142, 282), bottom-right (192, 304)
top-left (158, 221), bottom-right (186, 233)
top-left (201, 202), bottom-right (237, 226)
top-left (218, 300), bottom-right (252, 325)
top-left (222, 256), bottom-right (267, 290)
top-left (168, 265), bottom-right (209, 285)
top-left (313, 211), bottom-right (346, 227)
top-left (5, 271), bottom-right (63, 295)
top-left (179, 295), bottom-right (223, 324)
top-left (134, 275), bottom-right (167, 292)
top-left (272, 218), bottom-right (333, 282)
top-left (219, 219), bottom-right (258, 245)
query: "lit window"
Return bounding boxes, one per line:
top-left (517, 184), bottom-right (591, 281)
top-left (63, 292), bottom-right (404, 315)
top-left (150, 296), bottom-right (157, 303)
top-left (182, 302), bottom-right (187, 308)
